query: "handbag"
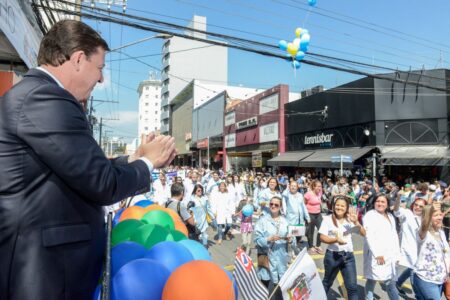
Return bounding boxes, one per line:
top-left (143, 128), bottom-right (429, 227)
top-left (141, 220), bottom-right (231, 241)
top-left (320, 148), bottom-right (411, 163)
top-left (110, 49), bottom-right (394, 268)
top-left (257, 254), bottom-right (270, 270)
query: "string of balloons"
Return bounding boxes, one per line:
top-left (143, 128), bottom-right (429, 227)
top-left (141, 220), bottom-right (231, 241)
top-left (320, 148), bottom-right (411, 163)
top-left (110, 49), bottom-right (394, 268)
top-left (277, 0), bottom-right (316, 69)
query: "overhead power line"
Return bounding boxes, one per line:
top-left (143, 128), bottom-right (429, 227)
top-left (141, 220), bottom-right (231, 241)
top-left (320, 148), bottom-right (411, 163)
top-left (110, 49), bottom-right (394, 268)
top-left (40, 1), bottom-right (450, 93)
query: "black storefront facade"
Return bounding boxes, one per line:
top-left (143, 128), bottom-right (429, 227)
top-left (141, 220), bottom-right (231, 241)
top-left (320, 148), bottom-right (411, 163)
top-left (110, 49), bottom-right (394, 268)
top-left (269, 69), bottom-right (450, 182)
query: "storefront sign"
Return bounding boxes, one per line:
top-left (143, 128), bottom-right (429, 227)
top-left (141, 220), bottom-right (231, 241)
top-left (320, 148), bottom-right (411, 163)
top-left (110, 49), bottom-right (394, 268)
top-left (260, 93), bottom-right (279, 114)
top-left (236, 116), bottom-right (257, 130)
top-left (197, 138), bottom-right (209, 149)
top-left (252, 152), bottom-right (262, 168)
top-left (304, 133), bottom-right (334, 145)
top-left (0, 0), bottom-right (41, 68)
top-left (224, 111), bottom-right (235, 126)
top-left (259, 122), bottom-right (278, 143)
top-left (225, 133), bottom-right (236, 148)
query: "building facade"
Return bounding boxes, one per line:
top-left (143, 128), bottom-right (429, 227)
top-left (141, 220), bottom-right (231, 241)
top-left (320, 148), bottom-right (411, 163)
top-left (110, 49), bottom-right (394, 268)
top-left (137, 74), bottom-right (161, 136)
top-left (272, 69), bottom-right (450, 182)
top-left (223, 85), bottom-right (291, 172)
top-left (160, 15), bottom-right (228, 134)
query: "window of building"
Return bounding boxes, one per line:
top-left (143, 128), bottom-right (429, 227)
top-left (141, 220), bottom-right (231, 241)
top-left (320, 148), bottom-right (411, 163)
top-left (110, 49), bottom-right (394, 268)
top-left (145, 103), bottom-right (149, 106)
top-left (155, 95), bottom-right (159, 99)
top-left (144, 126), bottom-right (148, 131)
top-left (146, 87), bottom-right (149, 91)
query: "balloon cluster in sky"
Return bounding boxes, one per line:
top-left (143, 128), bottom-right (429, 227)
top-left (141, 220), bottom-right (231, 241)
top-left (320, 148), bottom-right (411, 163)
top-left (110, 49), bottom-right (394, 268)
top-left (278, 0), bottom-right (315, 69)
top-left (278, 27), bottom-right (311, 69)
top-left (93, 200), bottom-right (237, 300)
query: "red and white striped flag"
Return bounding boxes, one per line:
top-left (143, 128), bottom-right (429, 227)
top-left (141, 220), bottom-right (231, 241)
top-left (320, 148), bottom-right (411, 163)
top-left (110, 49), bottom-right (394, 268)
top-left (233, 248), bottom-right (269, 300)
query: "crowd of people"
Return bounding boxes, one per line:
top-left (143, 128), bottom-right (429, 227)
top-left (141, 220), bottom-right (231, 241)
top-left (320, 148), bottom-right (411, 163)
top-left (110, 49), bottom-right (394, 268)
top-left (126, 166), bottom-right (450, 300)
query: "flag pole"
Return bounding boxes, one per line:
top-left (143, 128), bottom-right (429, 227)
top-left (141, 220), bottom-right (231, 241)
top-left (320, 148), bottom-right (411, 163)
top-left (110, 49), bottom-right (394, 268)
top-left (267, 283), bottom-right (281, 300)
top-left (101, 212), bottom-right (113, 300)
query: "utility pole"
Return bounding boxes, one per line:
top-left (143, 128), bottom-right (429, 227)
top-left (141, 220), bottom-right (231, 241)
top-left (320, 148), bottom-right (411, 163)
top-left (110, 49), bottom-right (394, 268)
top-left (99, 117), bottom-right (103, 150)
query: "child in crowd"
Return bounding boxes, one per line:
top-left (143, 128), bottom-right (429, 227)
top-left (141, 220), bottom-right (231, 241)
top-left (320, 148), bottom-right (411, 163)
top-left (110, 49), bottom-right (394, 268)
top-left (235, 197), bottom-right (256, 255)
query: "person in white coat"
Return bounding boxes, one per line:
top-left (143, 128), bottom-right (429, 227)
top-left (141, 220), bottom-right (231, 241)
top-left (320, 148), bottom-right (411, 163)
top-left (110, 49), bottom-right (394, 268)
top-left (363, 194), bottom-right (400, 300)
top-left (152, 172), bottom-right (171, 205)
top-left (282, 180), bottom-right (310, 254)
top-left (393, 192), bottom-right (426, 295)
top-left (209, 181), bottom-right (234, 244)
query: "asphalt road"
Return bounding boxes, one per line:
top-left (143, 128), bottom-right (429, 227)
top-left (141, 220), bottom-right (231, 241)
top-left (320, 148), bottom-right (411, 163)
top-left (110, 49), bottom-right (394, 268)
top-left (206, 220), bottom-right (417, 300)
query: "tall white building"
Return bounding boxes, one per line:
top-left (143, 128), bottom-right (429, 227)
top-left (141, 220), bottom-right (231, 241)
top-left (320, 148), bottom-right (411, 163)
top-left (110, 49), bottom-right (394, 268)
top-left (137, 73), bottom-right (161, 136)
top-left (160, 15), bottom-right (228, 134)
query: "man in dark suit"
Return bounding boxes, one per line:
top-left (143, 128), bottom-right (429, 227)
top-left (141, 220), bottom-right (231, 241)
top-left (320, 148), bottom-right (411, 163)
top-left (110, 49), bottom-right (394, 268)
top-left (0, 20), bottom-right (176, 300)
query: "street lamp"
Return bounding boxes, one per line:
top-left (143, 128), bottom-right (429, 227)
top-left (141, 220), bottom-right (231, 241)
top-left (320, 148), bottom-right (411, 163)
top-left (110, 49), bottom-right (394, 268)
top-left (110, 34), bottom-right (172, 52)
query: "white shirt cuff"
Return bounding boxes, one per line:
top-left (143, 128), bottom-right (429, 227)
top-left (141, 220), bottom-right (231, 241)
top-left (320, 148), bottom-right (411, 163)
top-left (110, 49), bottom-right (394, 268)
top-left (139, 157), bottom-right (154, 173)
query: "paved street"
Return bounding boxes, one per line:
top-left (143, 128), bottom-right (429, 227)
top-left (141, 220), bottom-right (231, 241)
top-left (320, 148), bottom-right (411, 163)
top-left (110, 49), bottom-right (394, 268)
top-left (207, 220), bottom-right (416, 300)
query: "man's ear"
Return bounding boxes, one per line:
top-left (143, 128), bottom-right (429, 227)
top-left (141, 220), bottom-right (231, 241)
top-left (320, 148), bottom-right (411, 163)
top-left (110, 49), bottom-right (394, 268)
top-left (69, 50), bottom-right (85, 71)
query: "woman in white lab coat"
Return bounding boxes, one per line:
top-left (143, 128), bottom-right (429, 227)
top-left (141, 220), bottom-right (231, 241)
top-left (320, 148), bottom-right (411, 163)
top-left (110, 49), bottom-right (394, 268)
top-left (363, 194), bottom-right (400, 300)
top-left (393, 193), bottom-right (426, 295)
top-left (209, 181), bottom-right (234, 244)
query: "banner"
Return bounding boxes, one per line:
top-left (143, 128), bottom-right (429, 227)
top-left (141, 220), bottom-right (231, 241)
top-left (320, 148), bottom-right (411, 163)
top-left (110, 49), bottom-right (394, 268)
top-left (278, 248), bottom-right (326, 300)
top-left (0, 0), bottom-right (41, 67)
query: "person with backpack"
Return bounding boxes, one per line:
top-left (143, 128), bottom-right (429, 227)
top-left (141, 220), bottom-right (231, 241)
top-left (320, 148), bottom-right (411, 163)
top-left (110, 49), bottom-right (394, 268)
top-left (165, 183), bottom-right (197, 239)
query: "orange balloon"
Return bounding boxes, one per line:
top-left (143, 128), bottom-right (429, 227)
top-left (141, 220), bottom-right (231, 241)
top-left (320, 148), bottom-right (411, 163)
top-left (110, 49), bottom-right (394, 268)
top-left (162, 260), bottom-right (235, 300)
top-left (163, 208), bottom-right (182, 223)
top-left (144, 204), bottom-right (163, 212)
top-left (118, 206), bottom-right (147, 222)
top-left (173, 220), bottom-right (189, 237)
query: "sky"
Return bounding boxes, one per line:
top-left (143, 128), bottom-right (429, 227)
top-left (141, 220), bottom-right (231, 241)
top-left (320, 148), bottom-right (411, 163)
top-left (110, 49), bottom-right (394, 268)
top-left (84, 0), bottom-right (450, 142)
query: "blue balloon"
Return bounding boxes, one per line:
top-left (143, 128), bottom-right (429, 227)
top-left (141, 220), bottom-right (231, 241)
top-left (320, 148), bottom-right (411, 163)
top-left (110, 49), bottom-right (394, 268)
top-left (112, 258), bottom-right (171, 300)
top-left (92, 285), bottom-right (101, 300)
top-left (308, 0), bottom-right (317, 7)
top-left (300, 33), bottom-right (310, 52)
top-left (278, 40), bottom-right (288, 51)
top-left (111, 242), bottom-right (147, 276)
top-left (295, 51), bottom-right (305, 61)
top-left (223, 269), bottom-right (239, 300)
top-left (112, 208), bottom-right (125, 227)
top-left (292, 60), bottom-right (301, 69)
top-left (242, 204), bottom-right (254, 217)
top-left (144, 241), bottom-right (193, 273)
top-left (134, 200), bottom-right (153, 208)
top-left (178, 239), bottom-right (212, 261)
top-left (285, 53), bottom-right (293, 63)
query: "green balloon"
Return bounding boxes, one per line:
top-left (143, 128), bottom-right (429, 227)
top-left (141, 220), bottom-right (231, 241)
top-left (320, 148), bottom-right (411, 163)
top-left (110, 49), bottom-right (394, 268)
top-left (141, 210), bottom-right (175, 231)
top-left (170, 229), bottom-right (187, 241)
top-left (111, 219), bottom-right (144, 246)
top-left (144, 224), bottom-right (174, 249)
top-left (129, 224), bottom-right (156, 246)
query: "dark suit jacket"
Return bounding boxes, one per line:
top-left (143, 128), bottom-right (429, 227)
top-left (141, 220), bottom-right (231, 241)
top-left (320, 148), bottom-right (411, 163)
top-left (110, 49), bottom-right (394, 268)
top-left (0, 69), bottom-right (150, 299)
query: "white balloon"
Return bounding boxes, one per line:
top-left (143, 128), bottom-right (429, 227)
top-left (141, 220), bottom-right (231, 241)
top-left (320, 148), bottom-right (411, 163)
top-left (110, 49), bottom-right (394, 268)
top-left (293, 38), bottom-right (301, 48)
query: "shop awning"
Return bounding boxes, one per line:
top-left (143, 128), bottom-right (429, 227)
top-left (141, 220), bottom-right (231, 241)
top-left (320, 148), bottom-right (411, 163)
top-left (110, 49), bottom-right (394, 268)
top-left (379, 146), bottom-right (450, 166)
top-left (297, 147), bottom-right (374, 168)
top-left (267, 151), bottom-right (314, 167)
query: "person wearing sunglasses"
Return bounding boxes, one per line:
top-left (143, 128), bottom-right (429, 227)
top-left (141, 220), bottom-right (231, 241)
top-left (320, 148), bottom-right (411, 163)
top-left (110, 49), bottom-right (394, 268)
top-left (393, 190), bottom-right (426, 296)
top-left (254, 196), bottom-right (290, 299)
top-left (189, 184), bottom-right (215, 248)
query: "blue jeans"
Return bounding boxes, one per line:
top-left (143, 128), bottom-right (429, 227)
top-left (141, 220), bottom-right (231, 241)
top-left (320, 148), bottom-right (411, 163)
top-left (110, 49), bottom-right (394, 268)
top-left (396, 267), bottom-right (414, 287)
top-left (322, 250), bottom-right (358, 300)
top-left (217, 223), bottom-right (231, 240)
top-left (199, 231), bottom-right (208, 247)
top-left (413, 273), bottom-right (443, 300)
top-left (365, 278), bottom-right (398, 300)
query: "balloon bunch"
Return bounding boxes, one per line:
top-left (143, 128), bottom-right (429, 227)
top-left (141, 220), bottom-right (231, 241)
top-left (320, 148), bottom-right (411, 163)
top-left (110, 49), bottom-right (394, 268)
top-left (278, 27), bottom-right (311, 69)
top-left (96, 200), bottom-right (237, 300)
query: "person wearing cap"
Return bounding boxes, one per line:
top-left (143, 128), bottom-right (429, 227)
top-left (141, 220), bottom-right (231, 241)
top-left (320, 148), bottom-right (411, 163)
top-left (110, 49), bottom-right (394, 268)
top-left (399, 184), bottom-right (414, 208)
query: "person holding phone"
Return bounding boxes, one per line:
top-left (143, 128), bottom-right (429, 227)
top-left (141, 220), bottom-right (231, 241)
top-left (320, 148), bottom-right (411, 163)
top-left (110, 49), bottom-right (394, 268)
top-left (254, 196), bottom-right (290, 299)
